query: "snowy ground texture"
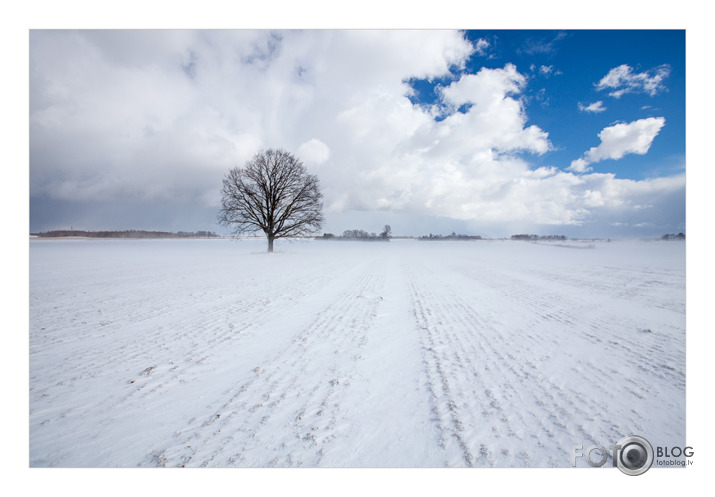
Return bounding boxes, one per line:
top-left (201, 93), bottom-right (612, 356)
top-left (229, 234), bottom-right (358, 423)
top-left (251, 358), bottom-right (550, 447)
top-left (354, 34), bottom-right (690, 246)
top-left (29, 238), bottom-right (685, 468)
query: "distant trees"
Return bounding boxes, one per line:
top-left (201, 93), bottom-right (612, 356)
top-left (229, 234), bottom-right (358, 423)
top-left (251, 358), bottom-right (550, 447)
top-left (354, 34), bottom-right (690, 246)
top-left (218, 149), bottom-right (324, 252)
top-left (511, 234), bottom-right (566, 241)
top-left (33, 230), bottom-right (219, 239)
top-left (419, 232), bottom-right (481, 241)
top-left (342, 229), bottom-right (371, 239)
top-left (318, 226), bottom-right (391, 242)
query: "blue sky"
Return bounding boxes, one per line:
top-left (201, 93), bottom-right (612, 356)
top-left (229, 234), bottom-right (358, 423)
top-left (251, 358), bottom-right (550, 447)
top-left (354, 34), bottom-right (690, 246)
top-left (409, 30), bottom-right (685, 181)
top-left (29, 29), bottom-right (686, 238)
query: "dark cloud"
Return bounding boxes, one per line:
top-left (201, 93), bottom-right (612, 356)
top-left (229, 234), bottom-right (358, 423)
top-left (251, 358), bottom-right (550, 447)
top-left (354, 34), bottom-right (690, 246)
top-left (30, 197), bottom-right (222, 234)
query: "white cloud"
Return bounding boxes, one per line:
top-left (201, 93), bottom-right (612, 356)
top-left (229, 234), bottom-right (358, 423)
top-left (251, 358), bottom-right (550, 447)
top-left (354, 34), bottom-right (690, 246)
top-left (578, 101), bottom-right (606, 113)
top-left (474, 38), bottom-right (491, 57)
top-left (568, 158), bottom-right (592, 173)
top-left (30, 30), bottom-right (683, 236)
top-left (297, 138), bottom-right (330, 165)
top-left (540, 65), bottom-right (553, 75)
top-left (596, 64), bottom-right (671, 98)
top-left (435, 63), bottom-right (551, 155)
top-left (520, 32), bottom-right (568, 55)
top-left (31, 30), bottom-right (473, 203)
top-left (587, 117), bottom-right (665, 161)
top-left (568, 117), bottom-right (665, 172)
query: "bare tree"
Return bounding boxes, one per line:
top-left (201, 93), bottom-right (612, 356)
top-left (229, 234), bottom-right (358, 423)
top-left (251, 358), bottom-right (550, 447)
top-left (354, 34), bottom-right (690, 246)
top-left (218, 149), bottom-right (324, 252)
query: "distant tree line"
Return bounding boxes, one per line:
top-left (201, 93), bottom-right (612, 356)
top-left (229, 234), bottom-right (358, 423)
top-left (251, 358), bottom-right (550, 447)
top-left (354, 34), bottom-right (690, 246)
top-left (318, 225), bottom-right (391, 241)
top-left (511, 234), bottom-right (567, 241)
top-left (661, 233), bottom-right (685, 240)
top-left (33, 230), bottom-right (219, 239)
top-left (419, 232), bottom-right (482, 241)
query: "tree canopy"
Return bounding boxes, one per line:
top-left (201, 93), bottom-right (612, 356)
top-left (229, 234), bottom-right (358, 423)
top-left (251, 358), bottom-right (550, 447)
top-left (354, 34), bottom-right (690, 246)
top-left (218, 149), bottom-right (324, 252)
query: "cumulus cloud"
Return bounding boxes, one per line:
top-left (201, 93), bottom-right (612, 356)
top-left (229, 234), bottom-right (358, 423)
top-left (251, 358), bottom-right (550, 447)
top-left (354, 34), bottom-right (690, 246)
top-left (596, 64), bottom-right (671, 98)
top-left (30, 30), bottom-right (475, 205)
top-left (568, 158), bottom-right (591, 174)
top-left (435, 63), bottom-right (551, 154)
top-left (568, 117), bottom-right (665, 173)
top-left (30, 30), bottom-right (683, 236)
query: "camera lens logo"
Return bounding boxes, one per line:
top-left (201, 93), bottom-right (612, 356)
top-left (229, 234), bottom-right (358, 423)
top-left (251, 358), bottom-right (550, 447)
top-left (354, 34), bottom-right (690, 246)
top-left (616, 435), bottom-right (654, 476)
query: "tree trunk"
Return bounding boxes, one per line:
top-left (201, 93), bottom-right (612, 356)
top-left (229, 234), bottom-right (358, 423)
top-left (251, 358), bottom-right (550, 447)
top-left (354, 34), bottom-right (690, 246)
top-left (267, 235), bottom-right (275, 252)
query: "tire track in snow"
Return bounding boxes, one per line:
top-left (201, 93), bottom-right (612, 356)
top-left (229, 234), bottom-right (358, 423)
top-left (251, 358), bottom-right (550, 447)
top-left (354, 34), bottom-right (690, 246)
top-left (457, 264), bottom-right (684, 388)
top-left (425, 259), bottom-right (684, 465)
top-left (405, 257), bottom-right (680, 467)
top-left (526, 263), bottom-right (685, 314)
top-left (145, 265), bottom-right (386, 467)
top-left (30, 261), bottom-right (349, 436)
top-left (30, 244), bottom-right (380, 466)
top-left (408, 265), bottom-right (524, 467)
top-left (461, 265), bottom-right (685, 399)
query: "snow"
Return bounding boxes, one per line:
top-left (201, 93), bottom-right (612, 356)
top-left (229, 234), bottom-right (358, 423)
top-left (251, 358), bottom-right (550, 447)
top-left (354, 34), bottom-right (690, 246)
top-left (29, 238), bottom-right (685, 467)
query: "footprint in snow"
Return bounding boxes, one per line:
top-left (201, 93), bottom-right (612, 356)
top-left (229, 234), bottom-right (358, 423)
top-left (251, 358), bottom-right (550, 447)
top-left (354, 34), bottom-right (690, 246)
top-left (358, 294), bottom-right (383, 303)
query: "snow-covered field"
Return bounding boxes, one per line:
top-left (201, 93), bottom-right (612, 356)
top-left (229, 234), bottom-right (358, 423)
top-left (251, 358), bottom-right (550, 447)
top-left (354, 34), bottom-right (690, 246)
top-left (29, 238), bottom-right (685, 468)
